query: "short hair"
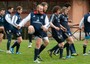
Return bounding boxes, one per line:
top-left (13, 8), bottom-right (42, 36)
top-left (63, 3), bottom-right (71, 8)
top-left (0, 8), bottom-right (5, 11)
top-left (37, 4), bottom-right (43, 8)
top-left (16, 6), bottom-right (22, 11)
top-left (41, 2), bottom-right (48, 6)
top-left (7, 6), bottom-right (13, 10)
top-left (61, 7), bottom-right (67, 13)
top-left (52, 6), bottom-right (61, 13)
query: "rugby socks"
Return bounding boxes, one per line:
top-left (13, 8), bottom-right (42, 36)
top-left (7, 34), bottom-right (12, 50)
top-left (7, 38), bottom-right (12, 50)
top-left (28, 34), bottom-right (32, 44)
top-left (70, 43), bottom-right (76, 54)
top-left (64, 43), bottom-right (69, 48)
top-left (16, 43), bottom-right (20, 53)
top-left (72, 43), bottom-right (76, 53)
top-left (50, 44), bottom-right (59, 52)
top-left (83, 44), bottom-right (87, 54)
top-left (54, 48), bottom-right (59, 54)
top-left (11, 41), bottom-right (18, 48)
top-left (59, 47), bottom-right (63, 58)
top-left (39, 44), bottom-right (46, 55)
top-left (66, 44), bottom-right (70, 56)
top-left (34, 48), bottom-right (39, 60)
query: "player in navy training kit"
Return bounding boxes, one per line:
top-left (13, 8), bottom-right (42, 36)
top-left (60, 7), bottom-right (75, 58)
top-left (51, 4), bottom-right (78, 57)
top-left (4, 6), bottom-right (14, 54)
top-left (18, 4), bottom-right (49, 63)
top-left (48, 6), bottom-right (65, 59)
top-left (28, 2), bottom-right (49, 53)
top-left (10, 6), bottom-right (23, 54)
top-left (49, 6), bottom-right (77, 58)
top-left (79, 10), bottom-right (90, 55)
top-left (37, 2), bottom-right (49, 61)
top-left (0, 8), bottom-right (5, 46)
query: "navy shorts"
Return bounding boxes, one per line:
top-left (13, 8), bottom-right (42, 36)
top-left (12, 27), bottom-right (22, 37)
top-left (33, 24), bottom-right (47, 38)
top-left (52, 30), bottom-right (64, 43)
top-left (34, 29), bottom-right (47, 38)
top-left (85, 32), bottom-right (90, 39)
top-left (62, 30), bottom-right (72, 40)
top-left (5, 29), bottom-right (12, 35)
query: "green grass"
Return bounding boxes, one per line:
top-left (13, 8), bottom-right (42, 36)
top-left (0, 39), bottom-right (90, 64)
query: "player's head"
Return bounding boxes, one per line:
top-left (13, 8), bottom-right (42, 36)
top-left (41, 2), bottom-right (48, 12)
top-left (16, 6), bottom-right (23, 14)
top-left (7, 6), bottom-right (14, 13)
top-left (0, 8), bottom-right (5, 15)
top-left (36, 4), bottom-right (44, 14)
top-left (63, 3), bottom-right (71, 11)
top-left (61, 7), bottom-right (68, 14)
top-left (52, 6), bottom-right (61, 14)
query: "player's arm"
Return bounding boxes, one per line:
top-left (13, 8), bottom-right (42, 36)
top-left (41, 15), bottom-right (49, 32)
top-left (60, 24), bottom-right (67, 32)
top-left (44, 15), bottom-right (49, 29)
top-left (12, 15), bottom-right (18, 27)
top-left (5, 14), bottom-right (13, 25)
top-left (18, 13), bottom-right (31, 28)
top-left (79, 17), bottom-right (84, 29)
top-left (49, 14), bottom-right (60, 31)
top-left (59, 14), bottom-right (67, 32)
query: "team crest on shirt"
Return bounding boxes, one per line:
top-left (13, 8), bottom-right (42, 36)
top-left (19, 17), bottom-right (21, 19)
top-left (33, 15), bottom-right (35, 17)
top-left (65, 18), bottom-right (68, 21)
top-left (55, 17), bottom-right (57, 20)
top-left (62, 16), bottom-right (64, 18)
top-left (41, 16), bottom-right (43, 19)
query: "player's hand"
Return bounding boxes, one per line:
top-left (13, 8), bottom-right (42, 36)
top-left (61, 28), bottom-right (66, 32)
top-left (55, 27), bottom-right (60, 31)
top-left (17, 26), bottom-right (21, 29)
top-left (41, 26), bottom-right (48, 32)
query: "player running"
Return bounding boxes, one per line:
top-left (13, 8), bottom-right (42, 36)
top-left (79, 10), bottom-right (90, 55)
top-left (10, 6), bottom-right (23, 54)
top-left (18, 4), bottom-right (49, 63)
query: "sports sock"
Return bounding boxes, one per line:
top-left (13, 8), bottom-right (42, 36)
top-left (16, 43), bottom-right (20, 53)
top-left (70, 44), bottom-right (76, 54)
top-left (7, 34), bottom-right (12, 50)
top-left (34, 48), bottom-right (39, 60)
top-left (38, 44), bottom-right (46, 55)
top-left (59, 47), bottom-right (63, 58)
top-left (72, 43), bottom-right (76, 53)
top-left (28, 34), bottom-right (32, 44)
top-left (64, 43), bottom-right (69, 48)
top-left (83, 44), bottom-right (87, 54)
top-left (50, 44), bottom-right (59, 52)
top-left (66, 44), bottom-right (70, 56)
top-left (11, 41), bottom-right (18, 48)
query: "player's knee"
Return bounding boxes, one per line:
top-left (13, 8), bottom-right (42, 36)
top-left (36, 38), bottom-right (42, 48)
top-left (67, 37), bottom-right (74, 44)
top-left (0, 26), bottom-right (4, 30)
top-left (28, 25), bottom-right (35, 34)
top-left (43, 37), bottom-right (49, 46)
top-left (36, 43), bottom-right (40, 48)
top-left (17, 37), bottom-right (22, 43)
top-left (44, 40), bottom-right (49, 46)
top-left (58, 42), bottom-right (64, 48)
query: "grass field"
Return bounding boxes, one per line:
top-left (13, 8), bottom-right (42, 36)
top-left (0, 39), bottom-right (90, 64)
